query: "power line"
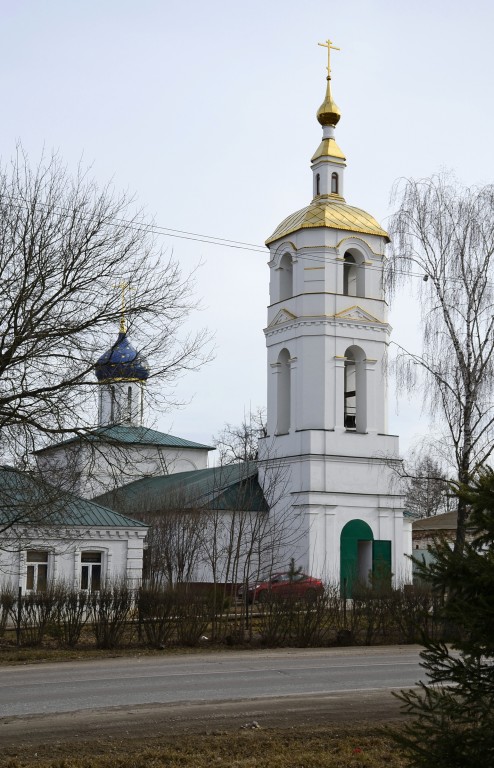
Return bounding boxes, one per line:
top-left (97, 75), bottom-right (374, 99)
top-left (141, 221), bottom-right (430, 281)
top-left (112, 217), bottom-right (267, 253)
top-left (1, 194), bottom-right (474, 283)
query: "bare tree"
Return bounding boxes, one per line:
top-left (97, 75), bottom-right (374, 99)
top-left (403, 452), bottom-right (451, 518)
top-left (213, 407), bottom-right (267, 464)
top-left (141, 500), bottom-right (206, 588)
top-left (0, 148), bottom-right (211, 526)
top-left (387, 173), bottom-right (494, 551)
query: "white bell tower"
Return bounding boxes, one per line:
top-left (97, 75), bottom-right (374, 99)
top-left (259, 41), bottom-right (410, 593)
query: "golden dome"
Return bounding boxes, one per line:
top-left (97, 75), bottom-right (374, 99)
top-left (266, 199), bottom-right (389, 245)
top-left (317, 76), bottom-right (341, 127)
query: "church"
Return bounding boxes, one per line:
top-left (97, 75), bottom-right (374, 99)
top-left (1, 42), bottom-right (412, 594)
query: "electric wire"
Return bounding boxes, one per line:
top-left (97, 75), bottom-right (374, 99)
top-left (1, 194), bottom-right (475, 284)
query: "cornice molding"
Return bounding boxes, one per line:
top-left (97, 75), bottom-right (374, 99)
top-left (265, 313), bottom-right (391, 337)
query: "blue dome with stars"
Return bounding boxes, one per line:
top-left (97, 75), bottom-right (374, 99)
top-left (95, 332), bottom-right (150, 382)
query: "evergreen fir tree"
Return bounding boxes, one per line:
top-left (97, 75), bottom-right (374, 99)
top-left (394, 469), bottom-right (494, 767)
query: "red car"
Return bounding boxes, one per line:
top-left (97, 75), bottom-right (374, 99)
top-left (238, 572), bottom-right (324, 604)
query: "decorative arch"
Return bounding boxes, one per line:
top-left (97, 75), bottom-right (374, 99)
top-left (344, 345), bottom-right (367, 433)
top-left (335, 235), bottom-right (379, 257)
top-left (276, 348), bottom-right (291, 434)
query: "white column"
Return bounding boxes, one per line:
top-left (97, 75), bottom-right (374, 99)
top-left (106, 546), bottom-right (113, 583)
top-left (378, 510), bottom-right (392, 540)
top-left (18, 550), bottom-right (26, 589)
top-left (267, 361), bottom-right (280, 436)
top-left (334, 357), bottom-right (346, 430)
top-left (393, 510), bottom-right (408, 585)
top-left (324, 508), bottom-right (338, 583)
top-left (306, 508), bottom-right (323, 575)
top-left (289, 356), bottom-right (298, 433)
top-left (365, 359), bottom-right (378, 434)
top-left (51, 552), bottom-right (59, 583)
top-left (73, 550), bottom-right (81, 589)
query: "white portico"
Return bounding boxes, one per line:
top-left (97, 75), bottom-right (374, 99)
top-left (259, 41), bottom-right (410, 593)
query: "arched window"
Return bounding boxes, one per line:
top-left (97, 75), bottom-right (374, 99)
top-left (343, 249), bottom-right (365, 298)
top-left (344, 345), bottom-right (367, 433)
top-left (331, 172), bottom-right (339, 194)
top-left (277, 348), bottom-right (291, 434)
top-left (278, 253), bottom-right (293, 301)
top-left (316, 173), bottom-right (320, 196)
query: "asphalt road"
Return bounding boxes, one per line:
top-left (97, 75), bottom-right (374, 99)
top-left (0, 646), bottom-right (424, 719)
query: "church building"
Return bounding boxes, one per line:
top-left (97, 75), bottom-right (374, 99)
top-left (259, 41), bottom-right (411, 592)
top-left (1, 43), bottom-right (412, 596)
top-left (35, 319), bottom-right (213, 499)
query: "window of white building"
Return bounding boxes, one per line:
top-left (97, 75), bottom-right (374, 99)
top-left (81, 552), bottom-right (102, 591)
top-left (26, 550), bottom-right (49, 591)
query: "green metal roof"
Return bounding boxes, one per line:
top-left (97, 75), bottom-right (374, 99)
top-left (35, 425), bottom-right (214, 453)
top-left (0, 466), bottom-right (147, 529)
top-left (95, 462), bottom-right (268, 516)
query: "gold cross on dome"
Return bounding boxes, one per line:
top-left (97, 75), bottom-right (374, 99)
top-left (318, 38), bottom-right (340, 79)
top-left (113, 280), bottom-right (134, 333)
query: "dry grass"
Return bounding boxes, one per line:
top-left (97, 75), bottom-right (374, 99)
top-left (0, 723), bottom-right (409, 768)
top-left (0, 641), bottom-right (236, 666)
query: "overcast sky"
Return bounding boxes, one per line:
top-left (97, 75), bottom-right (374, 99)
top-left (2, 0), bottom-right (493, 460)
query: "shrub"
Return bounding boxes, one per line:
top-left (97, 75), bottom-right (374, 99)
top-left (138, 585), bottom-right (176, 648)
top-left (89, 582), bottom-right (134, 649)
top-left (0, 584), bottom-right (16, 638)
top-left (174, 591), bottom-right (213, 646)
top-left (15, 584), bottom-right (58, 646)
top-left (52, 583), bottom-right (90, 648)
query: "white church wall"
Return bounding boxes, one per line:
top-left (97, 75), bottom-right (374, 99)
top-left (36, 442), bottom-right (209, 499)
top-left (191, 506), bottom-right (298, 586)
top-left (301, 496), bottom-right (406, 586)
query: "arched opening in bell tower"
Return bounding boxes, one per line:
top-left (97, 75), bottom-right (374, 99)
top-left (331, 172), bottom-right (339, 194)
top-left (343, 249), bottom-right (365, 298)
top-left (340, 519), bottom-right (373, 597)
top-left (340, 520), bottom-right (392, 598)
top-left (344, 345), bottom-right (367, 433)
top-left (276, 348), bottom-right (291, 434)
top-left (278, 253), bottom-right (293, 301)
